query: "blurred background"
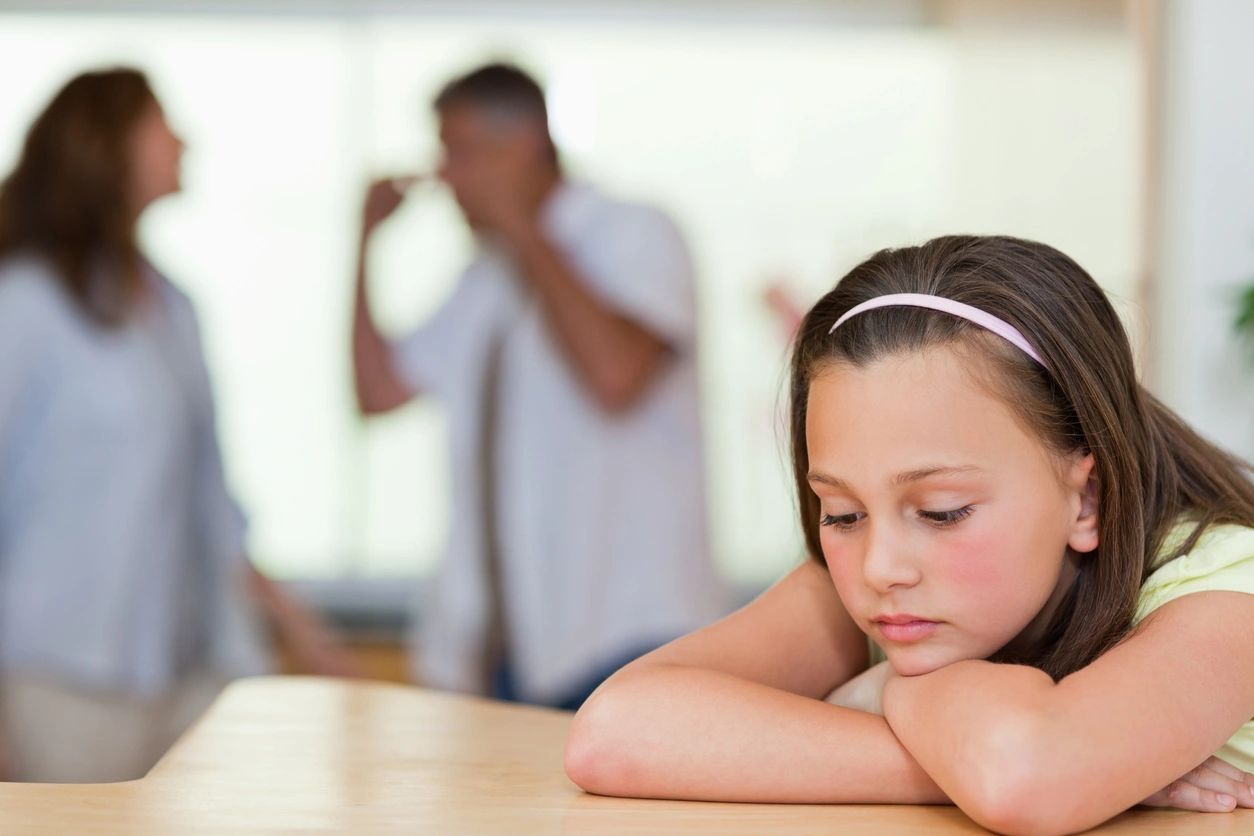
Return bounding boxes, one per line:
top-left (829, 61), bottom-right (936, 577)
top-left (1, 0), bottom-right (1251, 675)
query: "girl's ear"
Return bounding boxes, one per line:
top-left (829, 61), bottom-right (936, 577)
top-left (1067, 452), bottom-right (1100, 554)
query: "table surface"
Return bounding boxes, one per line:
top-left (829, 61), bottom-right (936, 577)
top-left (0, 676), bottom-right (1249, 834)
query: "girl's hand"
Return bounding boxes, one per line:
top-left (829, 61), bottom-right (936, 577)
top-left (824, 660), bottom-right (898, 715)
top-left (1141, 756), bottom-right (1254, 812)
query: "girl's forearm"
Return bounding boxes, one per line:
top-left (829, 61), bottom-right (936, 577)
top-left (565, 664), bottom-right (949, 805)
top-left (882, 660), bottom-right (1056, 829)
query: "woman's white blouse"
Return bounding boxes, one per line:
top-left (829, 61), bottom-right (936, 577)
top-left (0, 255), bottom-right (271, 697)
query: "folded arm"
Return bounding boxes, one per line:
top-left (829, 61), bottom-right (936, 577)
top-left (506, 224), bottom-right (670, 414)
top-left (882, 591), bottom-right (1254, 834)
top-left (565, 560), bottom-right (948, 804)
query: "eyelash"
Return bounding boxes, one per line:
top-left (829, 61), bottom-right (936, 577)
top-left (819, 506), bottom-right (975, 531)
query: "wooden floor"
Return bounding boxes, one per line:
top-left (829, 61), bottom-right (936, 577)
top-left (0, 676), bottom-right (1248, 833)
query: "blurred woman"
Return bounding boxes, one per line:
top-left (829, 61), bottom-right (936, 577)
top-left (0, 67), bottom-right (358, 783)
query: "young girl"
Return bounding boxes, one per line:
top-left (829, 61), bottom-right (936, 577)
top-left (564, 235), bottom-right (1254, 834)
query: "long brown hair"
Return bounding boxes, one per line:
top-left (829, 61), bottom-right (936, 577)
top-left (790, 235), bottom-right (1254, 680)
top-left (0, 67), bottom-right (157, 324)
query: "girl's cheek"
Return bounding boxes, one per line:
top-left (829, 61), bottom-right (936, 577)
top-left (826, 561), bottom-right (855, 595)
top-left (824, 556), bottom-right (864, 611)
top-left (937, 528), bottom-right (1017, 608)
top-left (820, 532), bottom-right (853, 580)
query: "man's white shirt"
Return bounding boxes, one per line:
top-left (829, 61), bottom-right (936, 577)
top-left (393, 181), bottom-right (728, 702)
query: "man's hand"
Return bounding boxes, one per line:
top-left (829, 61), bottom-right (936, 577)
top-left (361, 175), bottom-right (421, 240)
top-left (454, 156), bottom-right (540, 244)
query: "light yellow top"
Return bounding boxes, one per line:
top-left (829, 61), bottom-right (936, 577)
top-left (1134, 521), bottom-right (1254, 771)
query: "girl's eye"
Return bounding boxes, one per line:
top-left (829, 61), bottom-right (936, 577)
top-left (918, 505), bottom-right (975, 527)
top-left (820, 512), bottom-right (864, 531)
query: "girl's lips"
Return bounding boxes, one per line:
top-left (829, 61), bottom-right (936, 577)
top-left (874, 619), bottom-right (940, 643)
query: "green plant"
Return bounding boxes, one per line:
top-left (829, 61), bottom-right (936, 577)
top-left (1240, 281), bottom-right (1254, 351)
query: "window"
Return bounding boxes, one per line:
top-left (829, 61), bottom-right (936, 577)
top-left (0, 4), bottom-right (1143, 584)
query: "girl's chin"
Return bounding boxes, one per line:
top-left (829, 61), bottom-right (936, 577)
top-left (888, 659), bottom-right (945, 677)
top-left (886, 648), bottom-right (981, 677)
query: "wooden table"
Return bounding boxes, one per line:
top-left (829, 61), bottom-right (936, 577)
top-left (1, 676), bottom-right (1249, 833)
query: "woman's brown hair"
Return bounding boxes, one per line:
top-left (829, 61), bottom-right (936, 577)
top-left (790, 235), bottom-right (1254, 680)
top-left (0, 67), bottom-right (157, 324)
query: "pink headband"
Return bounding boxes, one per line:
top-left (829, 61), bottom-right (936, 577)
top-left (828, 293), bottom-right (1045, 367)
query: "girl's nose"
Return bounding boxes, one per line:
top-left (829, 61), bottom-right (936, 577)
top-left (861, 522), bottom-right (923, 594)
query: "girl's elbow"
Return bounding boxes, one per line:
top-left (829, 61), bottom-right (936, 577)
top-left (965, 770), bottom-right (1127, 836)
top-left (967, 797), bottom-right (1110, 836)
top-left (958, 737), bottom-right (1121, 834)
top-left (955, 713), bottom-right (1084, 835)
top-left (563, 689), bottom-right (642, 796)
top-left (563, 707), bottom-right (609, 793)
top-left (964, 793), bottom-right (1070, 836)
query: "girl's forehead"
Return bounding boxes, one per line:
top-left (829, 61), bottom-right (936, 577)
top-left (811, 346), bottom-right (993, 408)
top-left (806, 348), bottom-right (1053, 477)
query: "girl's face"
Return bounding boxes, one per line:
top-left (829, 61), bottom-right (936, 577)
top-left (128, 100), bottom-right (184, 215)
top-left (806, 344), bottom-right (1098, 676)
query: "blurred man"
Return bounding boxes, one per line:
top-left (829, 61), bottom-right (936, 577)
top-left (352, 63), bottom-right (727, 709)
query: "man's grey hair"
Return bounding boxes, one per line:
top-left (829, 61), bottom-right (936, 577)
top-left (434, 62), bottom-right (550, 134)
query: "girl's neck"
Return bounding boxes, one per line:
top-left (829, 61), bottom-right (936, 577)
top-left (1000, 549), bottom-right (1082, 660)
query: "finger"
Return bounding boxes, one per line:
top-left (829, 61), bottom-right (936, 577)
top-left (1144, 780), bottom-right (1238, 812)
top-left (1231, 771), bottom-right (1254, 808)
top-left (366, 178), bottom-right (407, 201)
top-left (391, 174), bottom-right (424, 192)
top-left (1198, 756), bottom-right (1249, 784)
top-left (1181, 765), bottom-right (1254, 807)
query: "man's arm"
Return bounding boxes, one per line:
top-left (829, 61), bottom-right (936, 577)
top-left (503, 220), bottom-right (670, 414)
top-left (352, 178), bottom-right (419, 416)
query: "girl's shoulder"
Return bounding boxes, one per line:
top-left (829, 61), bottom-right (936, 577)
top-left (1134, 521), bottom-right (1254, 624)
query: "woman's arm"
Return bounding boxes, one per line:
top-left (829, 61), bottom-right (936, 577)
top-left (882, 590), bottom-right (1254, 834)
top-left (247, 566), bottom-right (364, 678)
top-left (565, 560), bottom-right (948, 804)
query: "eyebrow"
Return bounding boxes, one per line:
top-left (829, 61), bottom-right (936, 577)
top-left (807, 465), bottom-right (985, 490)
